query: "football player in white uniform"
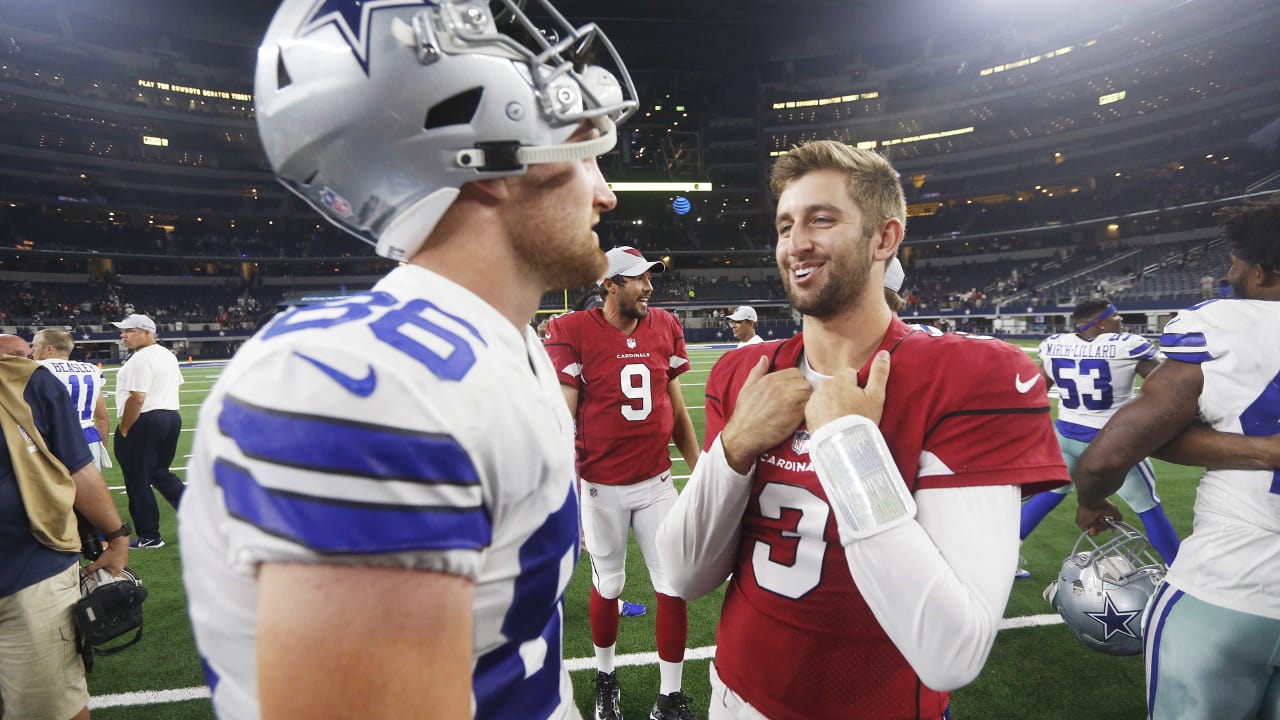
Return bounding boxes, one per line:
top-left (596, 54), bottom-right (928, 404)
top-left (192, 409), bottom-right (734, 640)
top-left (1076, 196), bottom-right (1280, 720)
top-left (31, 329), bottom-right (111, 470)
top-left (1020, 299), bottom-right (1181, 567)
top-left (177, 1), bottom-right (637, 718)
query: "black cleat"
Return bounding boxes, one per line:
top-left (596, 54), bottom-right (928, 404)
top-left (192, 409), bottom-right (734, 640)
top-left (650, 690), bottom-right (696, 720)
top-left (594, 671), bottom-right (623, 720)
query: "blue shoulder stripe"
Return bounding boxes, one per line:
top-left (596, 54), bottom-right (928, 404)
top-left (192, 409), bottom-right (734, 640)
top-left (215, 459), bottom-right (491, 554)
top-left (218, 395), bottom-right (480, 486)
top-left (1159, 332), bottom-right (1207, 350)
top-left (1128, 342), bottom-right (1157, 359)
top-left (1161, 350), bottom-right (1213, 363)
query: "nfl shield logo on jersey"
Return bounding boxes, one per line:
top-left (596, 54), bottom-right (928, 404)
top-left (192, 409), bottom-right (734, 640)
top-left (589, 487), bottom-right (598, 497)
top-left (791, 429), bottom-right (810, 455)
top-left (626, 337), bottom-right (637, 349)
top-left (319, 187), bottom-right (352, 217)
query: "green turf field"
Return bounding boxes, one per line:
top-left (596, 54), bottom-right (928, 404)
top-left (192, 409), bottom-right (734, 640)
top-left (82, 340), bottom-right (1198, 719)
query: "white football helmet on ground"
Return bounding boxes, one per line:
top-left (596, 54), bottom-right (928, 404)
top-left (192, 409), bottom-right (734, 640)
top-left (1044, 519), bottom-right (1166, 656)
top-left (255, 0), bottom-right (637, 261)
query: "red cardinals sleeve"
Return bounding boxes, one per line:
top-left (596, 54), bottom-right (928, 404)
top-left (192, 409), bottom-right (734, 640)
top-left (542, 313), bottom-right (584, 390)
top-left (895, 332), bottom-right (1068, 497)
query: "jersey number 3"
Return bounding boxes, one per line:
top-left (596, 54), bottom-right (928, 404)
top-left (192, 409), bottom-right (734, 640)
top-left (752, 483), bottom-right (829, 599)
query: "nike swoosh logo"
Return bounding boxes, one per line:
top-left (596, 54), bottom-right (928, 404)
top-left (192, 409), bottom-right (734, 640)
top-left (1015, 373), bottom-right (1040, 394)
top-left (294, 352), bottom-right (377, 397)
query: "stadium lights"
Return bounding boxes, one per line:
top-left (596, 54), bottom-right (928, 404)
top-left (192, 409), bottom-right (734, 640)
top-left (607, 182), bottom-right (714, 192)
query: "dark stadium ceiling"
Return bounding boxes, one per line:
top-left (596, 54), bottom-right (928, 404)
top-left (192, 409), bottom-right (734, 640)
top-left (45, 0), bottom-right (1187, 113)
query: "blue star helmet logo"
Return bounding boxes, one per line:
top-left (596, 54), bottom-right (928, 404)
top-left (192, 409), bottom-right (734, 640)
top-left (1084, 593), bottom-right (1142, 641)
top-left (299, 0), bottom-right (434, 74)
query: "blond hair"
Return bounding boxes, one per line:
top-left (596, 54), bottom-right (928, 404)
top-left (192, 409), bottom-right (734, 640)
top-left (34, 328), bottom-right (74, 356)
top-left (769, 140), bottom-right (907, 239)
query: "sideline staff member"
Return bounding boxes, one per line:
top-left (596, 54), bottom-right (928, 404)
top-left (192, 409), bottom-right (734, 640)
top-left (0, 338), bottom-right (129, 719)
top-left (112, 314), bottom-right (184, 548)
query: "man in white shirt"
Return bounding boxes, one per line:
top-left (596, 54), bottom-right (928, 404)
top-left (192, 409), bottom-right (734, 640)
top-left (112, 313), bottom-right (184, 549)
top-left (725, 306), bottom-right (764, 347)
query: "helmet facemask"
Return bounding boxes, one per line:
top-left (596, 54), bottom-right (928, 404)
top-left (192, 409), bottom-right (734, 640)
top-left (1043, 519), bottom-right (1166, 656)
top-left (255, 0), bottom-right (637, 261)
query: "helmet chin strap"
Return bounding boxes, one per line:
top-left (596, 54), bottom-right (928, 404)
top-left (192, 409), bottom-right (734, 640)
top-left (386, 115), bottom-right (617, 261)
top-left (454, 116), bottom-right (618, 170)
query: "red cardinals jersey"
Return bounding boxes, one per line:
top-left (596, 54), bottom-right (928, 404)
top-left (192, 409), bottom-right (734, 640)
top-left (544, 307), bottom-right (690, 485)
top-left (705, 319), bottom-right (1067, 720)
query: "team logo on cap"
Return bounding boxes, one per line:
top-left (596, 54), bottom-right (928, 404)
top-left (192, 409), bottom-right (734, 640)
top-left (791, 429), bottom-right (810, 455)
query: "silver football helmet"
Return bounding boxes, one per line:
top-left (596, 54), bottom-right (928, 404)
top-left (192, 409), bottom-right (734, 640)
top-left (255, 0), bottom-right (638, 261)
top-left (1043, 519), bottom-right (1166, 656)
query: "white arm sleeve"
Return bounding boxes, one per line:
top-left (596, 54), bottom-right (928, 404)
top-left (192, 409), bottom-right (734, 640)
top-left (655, 436), bottom-right (754, 601)
top-left (841, 483), bottom-right (1021, 691)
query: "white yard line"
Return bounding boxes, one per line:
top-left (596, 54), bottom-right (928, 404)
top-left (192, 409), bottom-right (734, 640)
top-left (88, 614), bottom-right (1066, 710)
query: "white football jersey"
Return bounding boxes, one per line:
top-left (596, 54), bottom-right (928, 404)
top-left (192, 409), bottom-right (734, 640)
top-left (1159, 299), bottom-right (1280, 620)
top-left (1038, 331), bottom-right (1159, 439)
top-left (179, 264), bottom-right (581, 719)
top-left (38, 358), bottom-right (105, 442)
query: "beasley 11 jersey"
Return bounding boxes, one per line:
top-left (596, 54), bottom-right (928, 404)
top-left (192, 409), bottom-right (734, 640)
top-left (38, 358), bottom-right (104, 442)
top-left (1037, 331), bottom-right (1159, 439)
top-left (178, 264), bottom-right (581, 720)
top-left (544, 307), bottom-right (689, 485)
top-left (1159, 298), bottom-right (1280, 620)
top-left (704, 319), bottom-right (1068, 720)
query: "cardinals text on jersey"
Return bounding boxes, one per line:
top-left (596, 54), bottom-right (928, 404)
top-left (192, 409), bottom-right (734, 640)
top-left (1158, 299), bottom-right (1280, 620)
top-left (178, 264), bottom-right (581, 719)
top-left (703, 318), bottom-right (1067, 720)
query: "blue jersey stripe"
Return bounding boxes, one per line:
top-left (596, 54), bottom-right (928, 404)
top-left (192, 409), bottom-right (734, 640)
top-left (1128, 342), bottom-right (1157, 359)
top-left (1145, 584), bottom-right (1183, 714)
top-left (215, 459), bottom-right (492, 554)
top-left (1160, 349), bottom-right (1213, 364)
top-left (218, 395), bottom-right (480, 486)
top-left (1158, 332), bottom-right (1207, 350)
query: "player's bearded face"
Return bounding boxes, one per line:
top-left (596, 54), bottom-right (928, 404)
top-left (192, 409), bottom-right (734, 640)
top-left (614, 274), bottom-right (653, 319)
top-left (509, 124), bottom-right (614, 289)
top-left (775, 171), bottom-right (875, 319)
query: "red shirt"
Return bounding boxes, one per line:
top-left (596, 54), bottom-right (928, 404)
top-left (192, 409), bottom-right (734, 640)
top-left (544, 307), bottom-right (689, 485)
top-left (705, 319), bottom-right (1067, 720)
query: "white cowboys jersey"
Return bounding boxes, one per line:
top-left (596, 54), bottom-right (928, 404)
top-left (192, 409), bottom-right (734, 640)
top-left (1158, 299), bottom-right (1280, 620)
top-left (1038, 331), bottom-right (1159, 440)
top-left (178, 264), bottom-right (581, 719)
top-left (38, 358), bottom-right (105, 442)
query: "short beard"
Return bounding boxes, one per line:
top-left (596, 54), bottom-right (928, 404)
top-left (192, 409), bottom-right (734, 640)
top-left (1230, 276), bottom-right (1249, 299)
top-left (781, 242), bottom-right (871, 319)
top-left (516, 229), bottom-right (605, 291)
top-left (620, 296), bottom-right (649, 320)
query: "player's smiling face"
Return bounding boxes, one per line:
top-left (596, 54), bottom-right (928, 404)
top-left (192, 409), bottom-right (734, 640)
top-left (774, 168), bottom-right (875, 319)
top-left (613, 272), bottom-right (654, 320)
